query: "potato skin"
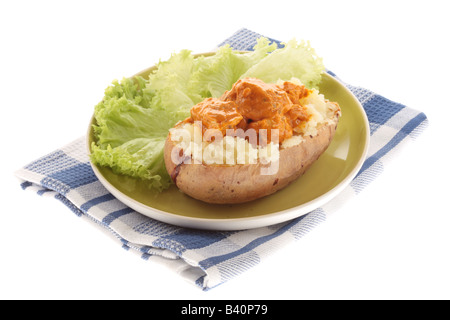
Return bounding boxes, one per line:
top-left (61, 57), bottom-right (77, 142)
top-left (164, 117), bottom-right (339, 204)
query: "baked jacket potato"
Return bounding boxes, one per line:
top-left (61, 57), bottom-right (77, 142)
top-left (164, 77), bottom-right (341, 204)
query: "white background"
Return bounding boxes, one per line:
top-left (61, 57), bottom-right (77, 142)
top-left (1, 0), bottom-right (449, 300)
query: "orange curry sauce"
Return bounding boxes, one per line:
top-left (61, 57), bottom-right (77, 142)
top-left (186, 78), bottom-right (311, 144)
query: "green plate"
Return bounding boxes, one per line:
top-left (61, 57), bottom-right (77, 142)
top-left (87, 54), bottom-right (370, 230)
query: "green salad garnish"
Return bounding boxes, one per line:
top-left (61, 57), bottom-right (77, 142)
top-left (90, 38), bottom-right (325, 191)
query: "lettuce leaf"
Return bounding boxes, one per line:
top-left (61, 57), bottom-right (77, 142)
top-left (189, 38), bottom-right (278, 97)
top-left (147, 49), bottom-right (203, 108)
top-left (90, 37), bottom-right (325, 191)
top-left (241, 39), bottom-right (324, 89)
top-left (91, 78), bottom-right (189, 190)
top-left (91, 138), bottom-right (169, 190)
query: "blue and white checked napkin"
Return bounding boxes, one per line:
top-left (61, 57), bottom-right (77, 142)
top-left (15, 28), bottom-right (428, 291)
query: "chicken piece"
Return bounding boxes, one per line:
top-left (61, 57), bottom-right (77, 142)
top-left (277, 81), bottom-right (311, 105)
top-left (222, 78), bottom-right (293, 121)
top-left (286, 105), bottom-right (311, 133)
top-left (247, 114), bottom-right (293, 145)
top-left (190, 98), bottom-right (243, 136)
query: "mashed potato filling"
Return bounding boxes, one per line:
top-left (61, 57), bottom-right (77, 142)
top-left (169, 77), bottom-right (340, 165)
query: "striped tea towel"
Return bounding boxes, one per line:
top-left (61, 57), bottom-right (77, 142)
top-left (15, 28), bottom-right (428, 291)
